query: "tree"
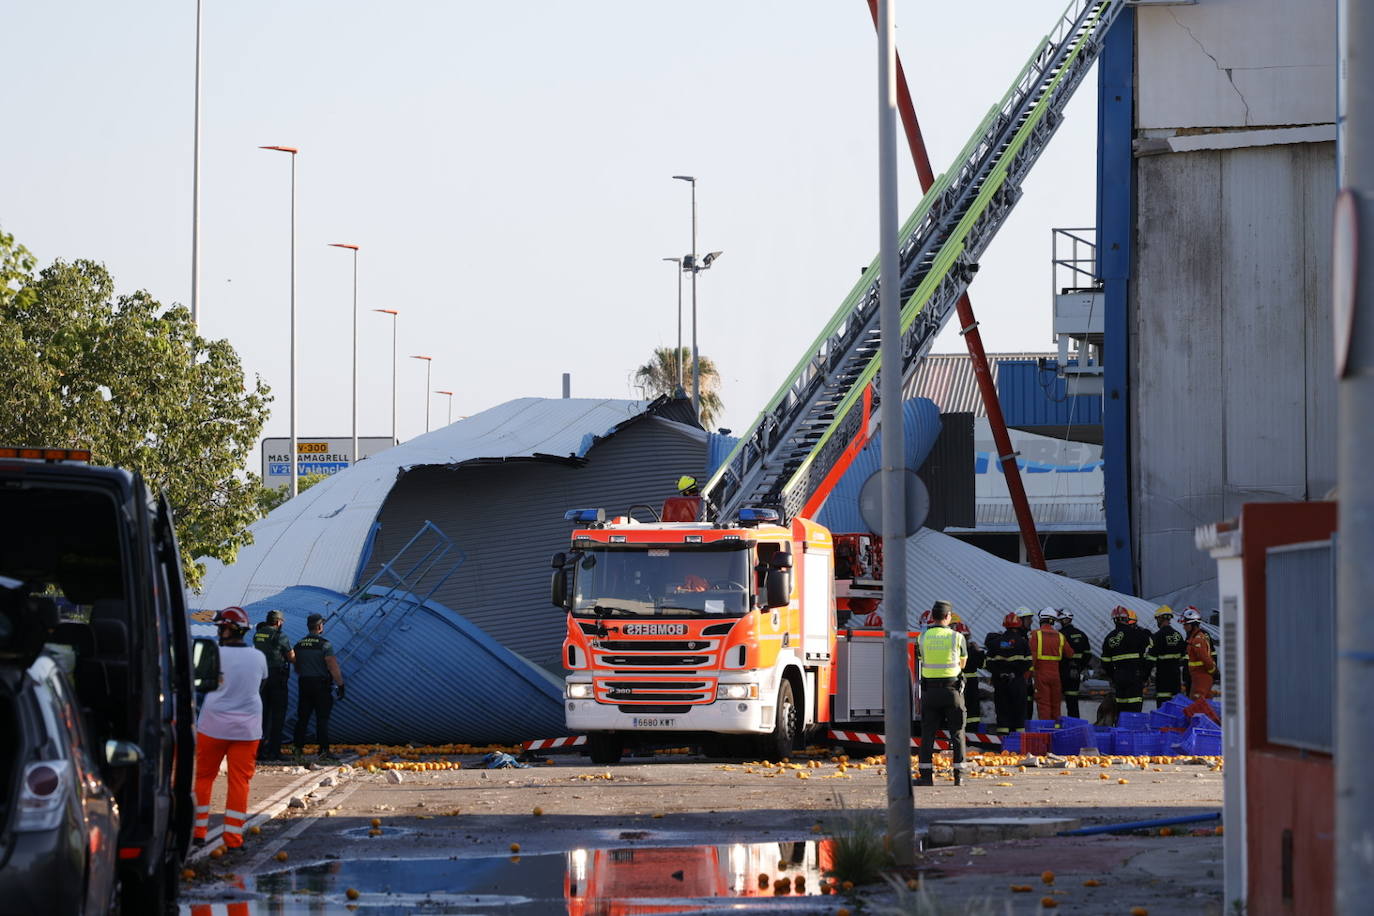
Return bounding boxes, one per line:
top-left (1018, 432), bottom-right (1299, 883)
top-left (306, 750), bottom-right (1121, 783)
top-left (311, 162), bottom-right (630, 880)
top-left (634, 346), bottom-right (724, 430)
top-left (0, 238), bottom-right (272, 590)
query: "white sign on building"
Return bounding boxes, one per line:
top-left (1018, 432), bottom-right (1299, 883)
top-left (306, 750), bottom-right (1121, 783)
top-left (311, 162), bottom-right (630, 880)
top-left (260, 437), bottom-right (396, 488)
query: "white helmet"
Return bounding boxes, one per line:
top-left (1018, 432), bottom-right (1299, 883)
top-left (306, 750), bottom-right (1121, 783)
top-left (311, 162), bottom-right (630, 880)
top-left (1015, 606), bottom-right (1033, 619)
top-left (1180, 607), bottom-right (1203, 625)
top-left (1038, 606), bottom-right (1058, 622)
top-left (1057, 607), bottom-right (1073, 621)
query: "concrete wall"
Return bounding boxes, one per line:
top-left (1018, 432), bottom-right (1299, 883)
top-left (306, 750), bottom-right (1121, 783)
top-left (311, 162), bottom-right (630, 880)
top-left (1136, 0), bottom-right (1336, 130)
top-left (1130, 141), bottom-right (1337, 606)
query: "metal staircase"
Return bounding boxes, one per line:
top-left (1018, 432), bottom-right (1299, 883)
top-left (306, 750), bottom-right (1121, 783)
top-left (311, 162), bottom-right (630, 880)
top-left (325, 520), bottom-right (465, 671)
top-left (704, 0), bottom-right (1126, 523)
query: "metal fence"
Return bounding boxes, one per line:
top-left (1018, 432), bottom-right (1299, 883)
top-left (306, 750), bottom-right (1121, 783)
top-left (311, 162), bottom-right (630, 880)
top-left (1265, 540), bottom-right (1335, 753)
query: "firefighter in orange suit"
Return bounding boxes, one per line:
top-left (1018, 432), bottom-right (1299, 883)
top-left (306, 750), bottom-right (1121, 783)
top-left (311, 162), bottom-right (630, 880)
top-left (1182, 607), bottom-right (1217, 700)
top-left (194, 607), bottom-right (268, 849)
top-left (1031, 608), bottom-right (1074, 720)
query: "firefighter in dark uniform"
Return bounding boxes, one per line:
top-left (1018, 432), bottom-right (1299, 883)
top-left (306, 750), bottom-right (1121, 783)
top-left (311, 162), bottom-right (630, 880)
top-left (914, 601), bottom-right (968, 786)
top-left (1148, 606), bottom-right (1186, 708)
top-left (951, 615), bottom-right (986, 733)
top-left (1055, 608), bottom-right (1092, 719)
top-left (292, 613), bottom-right (346, 763)
top-left (1016, 606), bottom-right (1036, 720)
top-left (252, 609), bottom-right (295, 761)
top-left (987, 612), bottom-right (1031, 734)
top-left (1101, 606), bottom-right (1152, 715)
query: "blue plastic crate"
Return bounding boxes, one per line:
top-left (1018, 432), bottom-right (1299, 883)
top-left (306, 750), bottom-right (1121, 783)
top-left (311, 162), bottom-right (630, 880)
top-left (1026, 719), bottom-right (1057, 732)
top-left (1116, 711), bottom-right (1151, 731)
top-left (1176, 728), bottom-right (1222, 756)
top-left (1052, 726), bottom-right (1093, 756)
top-left (1114, 729), bottom-right (1164, 755)
top-left (1189, 713), bottom-right (1221, 731)
top-left (1003, 732), bottom-right (1022, 753)
top-left (1165, 694), bottom-right (1192, 711)
top-left (1149, 709), bottom-right (1186, 728)
top-left (1090, 727), bottom-right (1116, 754)
top-left (1057, 716), bottom-right (1092, 731)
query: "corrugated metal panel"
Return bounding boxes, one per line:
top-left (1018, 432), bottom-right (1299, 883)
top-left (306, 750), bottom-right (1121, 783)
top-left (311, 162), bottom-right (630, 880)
top-left (1264, 541), bottom-right (1333, 752)
top-left (997, 360), bottom-right (1102, 428)
top-left (813, 398), bottom-right (943, 533)
top-left (224, 586), bottom-right (565, 745)
top-left (905, 352), bottom-right (1056, 415)
top-left (197, 398), bottom-right (652, 608)
top-left (362, 416), bottom-right (709, 674)
top-left (1131, 145), bottom-right (1334, 604)
top-left (896, 528), bottom-right (1158, 651)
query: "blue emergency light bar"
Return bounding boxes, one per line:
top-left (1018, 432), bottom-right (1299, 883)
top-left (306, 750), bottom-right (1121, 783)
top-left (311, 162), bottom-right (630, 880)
top-left (738, 507), bottom-right (780, 525)
top-left (564, 508), bottom-right (605, 524)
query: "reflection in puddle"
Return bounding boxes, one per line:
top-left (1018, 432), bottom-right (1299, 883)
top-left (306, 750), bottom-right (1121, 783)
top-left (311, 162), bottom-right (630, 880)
top-left (180, 838), bottom-right (837, 914)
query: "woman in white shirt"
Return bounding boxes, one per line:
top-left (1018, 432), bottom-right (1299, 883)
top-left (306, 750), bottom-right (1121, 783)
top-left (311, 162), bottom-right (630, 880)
top-left (192, 606), bottom-right (267, 849)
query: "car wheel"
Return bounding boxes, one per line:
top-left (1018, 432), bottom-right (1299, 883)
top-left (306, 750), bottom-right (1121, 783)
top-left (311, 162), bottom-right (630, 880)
top-left (587, 733), bottom-right (622, 765)
top-left (758, 680), bottom-right (799, 761)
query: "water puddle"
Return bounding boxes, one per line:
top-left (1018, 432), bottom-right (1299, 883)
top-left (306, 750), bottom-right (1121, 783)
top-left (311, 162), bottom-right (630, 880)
top-left (181, 838), bottom-right (838, 914)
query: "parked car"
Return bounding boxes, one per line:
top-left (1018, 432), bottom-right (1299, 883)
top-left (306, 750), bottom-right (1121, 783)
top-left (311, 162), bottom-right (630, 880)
top-left (0, 633), bottom-right (121, 916)
top-left (0, 447), bottom-right (205, 912)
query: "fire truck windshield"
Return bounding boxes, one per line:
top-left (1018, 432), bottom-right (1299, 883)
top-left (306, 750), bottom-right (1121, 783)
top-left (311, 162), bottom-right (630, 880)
top-left (571, 545), bottom-right (752, 618)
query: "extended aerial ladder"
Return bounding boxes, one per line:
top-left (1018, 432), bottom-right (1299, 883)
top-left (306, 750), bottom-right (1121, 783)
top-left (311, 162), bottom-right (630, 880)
top-left (704, 0), bottom-right (1127, 524)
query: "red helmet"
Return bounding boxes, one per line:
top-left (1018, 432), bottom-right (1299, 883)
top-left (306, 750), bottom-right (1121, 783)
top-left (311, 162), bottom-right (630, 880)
top-left (1111, 605), bottom-right (1131, 622)
top-left (214, 606), bottom-right (250, 629)
top-left (1003, 612), bottom-right (1023, 629)
top-left (951, 620), bottom-right (970, 636)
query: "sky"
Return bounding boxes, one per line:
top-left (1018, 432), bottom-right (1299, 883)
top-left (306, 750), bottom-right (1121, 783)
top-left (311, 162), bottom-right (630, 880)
top-left (0, 0), bottom-right (1098, 448)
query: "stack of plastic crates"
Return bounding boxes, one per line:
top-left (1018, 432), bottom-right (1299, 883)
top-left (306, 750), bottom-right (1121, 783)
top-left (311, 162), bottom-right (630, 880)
top-left (1114, 729), bottom-right (1165, 756)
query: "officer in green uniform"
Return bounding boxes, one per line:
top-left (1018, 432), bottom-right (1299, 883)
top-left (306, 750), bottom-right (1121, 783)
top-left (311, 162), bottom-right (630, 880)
top-left (915, 600), bottom-right (969, 787)
top-left (292, 614), bottom-right (346, 763)
top-left (252, 609), bottom-right (295, 761)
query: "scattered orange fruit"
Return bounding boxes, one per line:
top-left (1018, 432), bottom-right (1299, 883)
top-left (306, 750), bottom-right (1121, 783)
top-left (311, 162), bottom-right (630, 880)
top-left (249, 825), bottom-right (261, 835)
top-left (1131, 909), bottom-right (1149, 916)
top-left (841, 880), bottom-right (855, 891)
top-left (906, 878), bottom-right (919, 890)
top-left (370, 818), bottom-right (382, 828)
top-left (837, 909), bottom-right (851, 916)
top-left (1118, 778), bottom-right (1130, 784)
top-left (1215, 825), bottom-right (1225, 836)
top-left (1082, 879), bottom-right (1101, 887)
top-left (1041, 897), bottom-right (1059, 908)
top-left (758, 874), bottom-right (769, 888)
top-left (812, 823), bottom-right (823, 833)
top-left (210, 847), bottom-right (224, 859)
top-left (1159, 827), bottom-right (1174, 837)
top-left (368, 828), bottom-right (381, 837)
top-left (1010, 884), bottom-right (1033, 892)
top-left (1041, 870), bottom-right (1055, 885)
top-left (181, 868), bottom-right (196, 880)
top-left (275, 851), bottom-right (289, 862)
top-left (532, 807), bottom-right (544, 816)
top-left (346, 888), bottom-right (360, 900)
top-left (510, 842), bottom-right (521, 853)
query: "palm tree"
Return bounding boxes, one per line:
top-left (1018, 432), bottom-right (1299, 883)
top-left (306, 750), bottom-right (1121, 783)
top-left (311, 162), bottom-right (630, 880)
top-left (633, 346), bottom-right (724, 430)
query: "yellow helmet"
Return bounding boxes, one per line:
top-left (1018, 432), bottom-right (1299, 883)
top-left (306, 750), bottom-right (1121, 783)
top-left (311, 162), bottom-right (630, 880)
top-left (1154, 605), bottom-right (1175, 619)
top-left (676, 475), bottom-right (699, 493)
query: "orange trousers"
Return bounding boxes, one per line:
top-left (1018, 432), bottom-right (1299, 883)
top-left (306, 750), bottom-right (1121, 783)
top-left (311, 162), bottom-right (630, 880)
top-left (1033, 666), bottom-right (1063, 721)
top-left (194, 732), bottom-right (259, 848)
top-left (1190, 671), bottom-right (1215, 702)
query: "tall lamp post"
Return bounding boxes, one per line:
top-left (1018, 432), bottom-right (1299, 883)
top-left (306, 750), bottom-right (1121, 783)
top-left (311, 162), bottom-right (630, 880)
top-left (435, 390), bottom-right (454, 426)
top-left (329, 243), bottom-right (360, 464)
top-left (671, 176), bottom-right (722, 422)
top-left (191, 0), bottom-right (203, 327)
top-left (661, 256), bottom-right (684, 393)
top-left (410, 355), bottom-right (433, 434)
top-left (260, 144), bottom-right (299, 496)
top-left (373, 309), bottom-right (399, 443)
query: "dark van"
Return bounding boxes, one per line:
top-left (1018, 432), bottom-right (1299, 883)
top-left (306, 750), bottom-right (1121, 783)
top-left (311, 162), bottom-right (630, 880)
top-left (0, 447), bottom-right (199, 912)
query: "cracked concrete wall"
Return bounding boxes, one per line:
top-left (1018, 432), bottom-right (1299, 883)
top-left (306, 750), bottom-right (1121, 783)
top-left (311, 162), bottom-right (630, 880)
top-left (1130, 142), bottom-right (1337, 609)
top-left (1137, 0), bottom-right (1336, 130)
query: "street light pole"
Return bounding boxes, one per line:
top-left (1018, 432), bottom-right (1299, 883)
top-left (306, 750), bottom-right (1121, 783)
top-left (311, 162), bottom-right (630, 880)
top-left (330, 243), bottom-right (361, 464)
top-left (435, 390), bottom-right (454, 426)
top-left (411, 355), bottom-right (433, 434)
top-left (260, 145), bottom-right (299, 496)
top-left (662, 256), bottom-right (684, 393)
top-left (374, 309), bottom-right (398, 444)
top-left (672, 176), bottom-right (699, 417)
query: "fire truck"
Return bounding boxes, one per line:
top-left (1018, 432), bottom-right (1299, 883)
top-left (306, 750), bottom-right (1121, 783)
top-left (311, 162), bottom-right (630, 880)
top-left (552, 503), bottom-right (902, 765)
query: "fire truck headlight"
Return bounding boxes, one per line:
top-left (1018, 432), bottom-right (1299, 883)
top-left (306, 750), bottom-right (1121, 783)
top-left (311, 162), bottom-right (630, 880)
top-left (567, 682), bottom-right (593, 699)
top-left (717, 683), bottom-right (759, 700)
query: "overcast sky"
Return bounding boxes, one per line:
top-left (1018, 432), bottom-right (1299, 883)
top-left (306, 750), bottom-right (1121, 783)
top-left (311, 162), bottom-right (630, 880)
top-left (1, 0), bottom-right (1097, 444)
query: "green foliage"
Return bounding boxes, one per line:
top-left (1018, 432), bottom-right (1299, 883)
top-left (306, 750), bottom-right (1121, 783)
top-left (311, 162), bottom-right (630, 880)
top-left (823, 795), bottom-right (894, 887)
top-left (255, 471), bottom-right (331, 515)
top-left (633, 346), bottom-right (724, 429)
top-left (0, 236), bottom-right (272, 590)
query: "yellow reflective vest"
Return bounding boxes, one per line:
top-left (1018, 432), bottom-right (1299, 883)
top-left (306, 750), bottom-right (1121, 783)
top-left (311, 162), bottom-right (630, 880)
top-left (920, 626), bottom-right (967, 679)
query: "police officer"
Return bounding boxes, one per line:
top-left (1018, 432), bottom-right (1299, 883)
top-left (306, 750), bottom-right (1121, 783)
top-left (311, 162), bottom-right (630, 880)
top-left (292, 614), bottom-right (346, 763)
top-left (1101, 606), bottom-right (1152, 715)
top-left (1056, 608), bottom-right (1092, 718)
top-left (914, 600), bottom-right (968, 787)
top-left (252, 609), bottom-right (294, 761)
top-left (1148, 606), bottom-right (1186, 708)
top-left (987, 612), bottom-right (1031, 733)
top-left (951, 615), bottom-right (986, 733)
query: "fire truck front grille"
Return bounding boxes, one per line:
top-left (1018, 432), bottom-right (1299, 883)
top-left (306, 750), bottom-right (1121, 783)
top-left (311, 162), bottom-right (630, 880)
top-left (595, 640), bottom-right (715, 652)
top-left (618, 705), bottom-right (691, 714)
top-left (601, 655), bottom-right (709, 667)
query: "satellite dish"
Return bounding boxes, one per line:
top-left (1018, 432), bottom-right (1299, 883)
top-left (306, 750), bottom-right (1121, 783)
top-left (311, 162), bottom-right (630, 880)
top-left (858, 469), bottom-right (929, 537)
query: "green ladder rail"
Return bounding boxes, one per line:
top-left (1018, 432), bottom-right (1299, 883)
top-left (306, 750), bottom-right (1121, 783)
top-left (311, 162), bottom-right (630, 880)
top-left (704, 0), bottom-right (1126, 523)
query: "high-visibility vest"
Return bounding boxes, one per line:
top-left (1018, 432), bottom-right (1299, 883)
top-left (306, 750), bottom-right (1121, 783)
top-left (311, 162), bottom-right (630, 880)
top-left (920, 626), bottom-right (963, 679)
top-left (1033, 628), bottom-right (1064, 662)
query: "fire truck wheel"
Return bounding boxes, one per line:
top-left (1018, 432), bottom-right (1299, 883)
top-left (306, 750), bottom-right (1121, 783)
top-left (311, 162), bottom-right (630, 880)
top-left (759, 680), bottom-right (799, 761)
top-left (588, 733), bottom-right (623, 765)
